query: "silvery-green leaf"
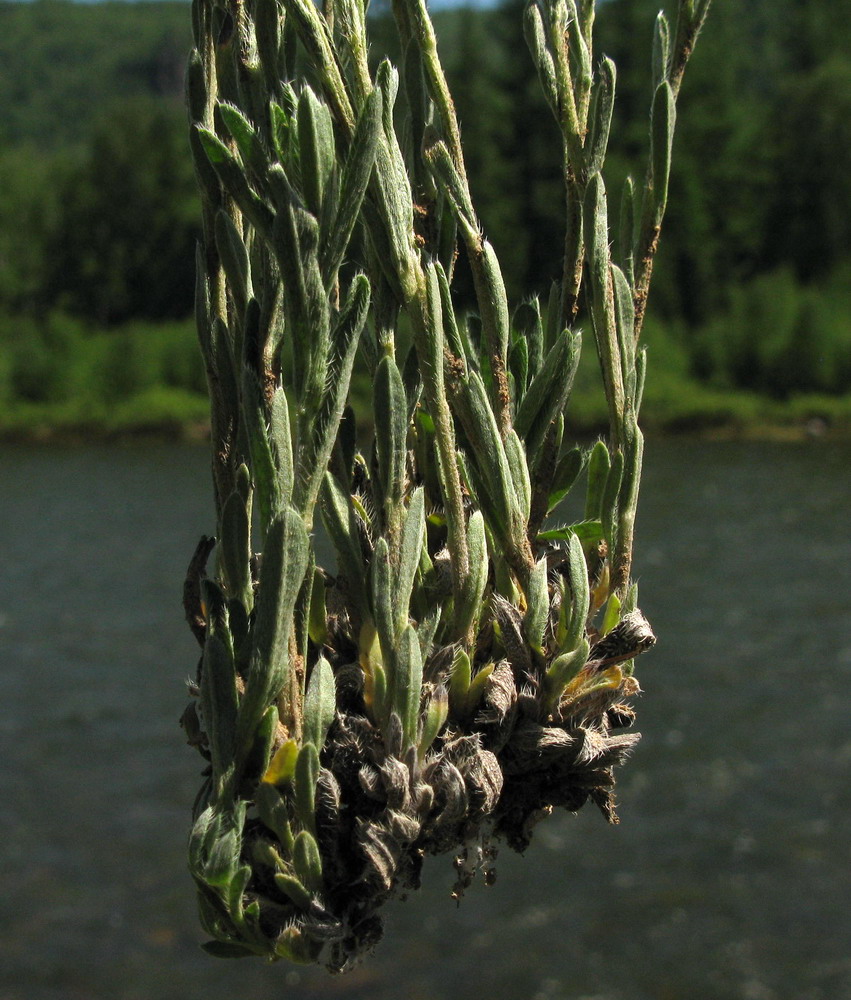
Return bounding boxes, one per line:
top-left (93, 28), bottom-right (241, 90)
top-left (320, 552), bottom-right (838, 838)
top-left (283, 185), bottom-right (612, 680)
top-left (294, 742), bottom-right (319, 834)
top-left (513, 299), bottom-right (544, 380)
top-left (418, 686), bottom-right (448, 758)
top-left (396, 487), bottom-right (425, 634)
top-left (270, 385), bottom-right (294, 510)
top-left (214, 209), bottom-right (251, 320)
top-left (524, 2), bottom-right (559, 120)
top-left (302, 656), bottom-right (336, 751)
top-left (650, 81), bottom-right (675, 221)
top-left (653, 10), bottom-right (671, 86)
top-left (513, 330), bottom-right (581, 465)
top-left (274, 872), bottom-right (313, 910)
top-left (195, 125), bottom-right (274, 236)
top-left (321, 86), bottom-right (382, 287)
top-left (237, 508), bottom-right (310, 755)
top-left (373, 355), bottom-right (408, 523)
top-left (547, 446), bottom-right (584, 513)
top-left (586, 57), bottom-right (616, 177)
top-left (601, 448), bottom-right (624, 551)
top-left (393, 624), bottom-right (423, 747)
top-left (254, 782), bottom-right (295, 854)
top-left (449, 648), bottom-right (472, 718)
top-left (585, 440), bottom-right (611, 521)
top-left (200, 632), bottom-right (239, 785)
top-left (295, 274), bottom-right (370, 518)
top-left (220, 485), bottom-right (252, 610)
top-left (504, 429), bottom-right (531, 522)
top-left (618, 175), bottom-right (637, 286)
top-left (454, 509), bottom-right (488, 639)
top-left (523, 556), bottom-right (549, 654)
top-left (320, 473), bottom-right (368, 622)
top-left (297, 86), bottom-right (336, 216)
top-left (565, 533), bottom-right (591, 651)
top-left (545, 637), bottom-right (590, 704)
top-left (241, 363), bottom-right (279, 537)
top-left (292, 829), bottom-right (323, 893)
top-left (218, 101), bottom-right (269, 177)
top-left (611, 265), bottom-right (636, 401)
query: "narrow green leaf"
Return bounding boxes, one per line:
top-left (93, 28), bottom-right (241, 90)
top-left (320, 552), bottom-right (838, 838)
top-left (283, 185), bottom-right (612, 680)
top-left (611, 264), bottom-right (636, 401)
top-left (509, 330), bottom-right (529, 405)
top-left (292, 829), bottom-right (323, 893)
top-left (601, 448), bottom-right (624, 552)
top-left (195, 125), bottom-right (274, 236)
top-left (565, 533), bottom-right (591, 650)
top-left (320, 86), bottom-right (382, 287)
top-left (295, 274), bottom-right (370, 518)
top-left (524, 2), bottom-right (559, 120)
top-left (466, 661), bottom-right (495, 715)
top-left (650, 81), bottom-right (676, 221)
top-left (320, 473), bottom-right (369, 622)
top-left (422, 132), bottom-right (477, 231)
top-left (297, 86), bottom-right (336, 216)
top-left (186, 48), bottom-right (207, 122)
top-left (293, 742), bottom-right (319, 834)
top-left (601, 593), bottom-right (622, 637)
top-left (255, 0), bottom-right (283, 95)
top-left (513, 299), bottom-right (544, 380)
top-left (455, 509), bottom-right (488, 640)
top-left (458, 371), bottom-right (514, 539)
top-left (504, 429), bottom-right (531, 522)
top-left (547, 446), bottom-right (584, 513)
top-left (394, 624), bottom-right (424, 747)
top-left (370, 537), bottom-right (395, 657)
top-left (585, 440), bottom-right (611, 521)
top-left (537, 519), bottom-right (604, 546)
top-left (214, 209), bottom-right (251, 318)
top-left (513, 330), bottom-right (581, 465)
top-left (274, 872), bottom-right (313, 910)
top-left (396, 487), bottom-right (425, 634)
top-left (545, 637), bottom-right (590, 705)
top-left (653, 10), bottom-right (671, 86)
top-left (434, 262), bottom-right (469, 374)
top-left (523, 556), bottom-right (549, 654)
top-left (242, 364), bottom-right (279, 536)
top-left (269, 385), bottom-right (294, 510)
top-left (240, 704), bottom-right (279, 787)
top-left (449, 648), bottom-right (472, 718)
top-left (307, 568), bottom-right (328, 646)
top-left (618, 175), bottom-right (637, 286)
top-left (218, 101), bottom-right (269, 176)
top-left (373, 355), bottom-right (408, 530)
top-left (254, 782), bottom-right (295, 853)
top-left (634, 347), bottom-right (647, 414)
top-left (586, 57), bottom-right (616, 177)
top-left (220, 485), bottom-right (252, 610)
top-left (418, 686), bottom-right (448, 759)
top-left (302, 656), bottom-right (336, 751)
top-left (200, 631), bottom-right (239, 785)
top-left (238, 508), bottom-right (310, 754)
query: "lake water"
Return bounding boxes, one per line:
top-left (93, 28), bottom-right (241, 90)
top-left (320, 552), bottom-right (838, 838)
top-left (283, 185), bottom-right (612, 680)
top-left (1, 439), bottom-right (849, 1000)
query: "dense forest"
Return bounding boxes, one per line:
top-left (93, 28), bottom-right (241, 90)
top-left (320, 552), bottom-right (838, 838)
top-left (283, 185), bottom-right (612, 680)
top-left (1, 0), bottom-right (850, 436)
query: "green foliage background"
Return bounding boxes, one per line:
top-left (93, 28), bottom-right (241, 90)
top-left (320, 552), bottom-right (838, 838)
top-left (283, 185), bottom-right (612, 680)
top-left (1, 0), bottom-right (850, 436)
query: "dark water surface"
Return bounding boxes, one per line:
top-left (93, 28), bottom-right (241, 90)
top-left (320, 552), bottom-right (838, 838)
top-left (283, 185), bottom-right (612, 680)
top-left (1, 440), bottom-right (849, 1000)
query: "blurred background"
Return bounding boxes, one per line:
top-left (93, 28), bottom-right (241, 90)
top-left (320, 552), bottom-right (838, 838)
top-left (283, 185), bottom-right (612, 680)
top-left (1, 2), bottom-right (850, 999)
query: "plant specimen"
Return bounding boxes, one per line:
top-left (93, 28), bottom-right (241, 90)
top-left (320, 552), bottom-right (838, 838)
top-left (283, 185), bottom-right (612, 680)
top-left (181, 0), bottom-right (710, 969)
